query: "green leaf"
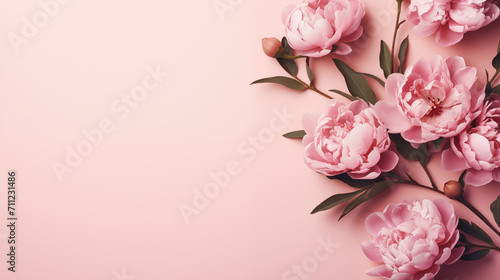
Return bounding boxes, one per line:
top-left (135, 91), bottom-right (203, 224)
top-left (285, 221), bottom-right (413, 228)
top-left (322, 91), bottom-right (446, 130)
top-left (458, 219), bottom-right (495, 246)
top-left (493, 84), bottom-right (500, 95)
top-left (486, 81), bottom-right (494, 97)
top-left (311, 189), bottom-right (365, 214)
top-left (390, 134), bottom-right (429, 165)
top-left (493, 52), bottom-right (500, 70)
top-left (283, 130), bottom-right (306, 139)
top-left (327, 173), bottom-right (385, 188)
top-left (333, 59), bottom-right (378, 104)
top-left (458, 170), bottom-right (466, 187)
top-left (251, 76), bottom-right (306, 90)
top-left (277, 37), bottom-right (298, 76)
top-left (459, 233), bottom-right (470, 244)
top-left (460, 249), bottom-right (490, 261)
top-left (282, 37), bottom-right (293, 56)
top-left (491, 194), bottom-right (500, 228)
top-left (379, 40), bottom-right (391, 78)
top-left (306, 57), bottom-right (314, 86)
top-left (398, 36), bottom-right (409, 73)
top-left (360, 73), bottom-right (385, 87)
top-left (338, 180), bottom-right (394, 220)
top-left (277, 58), bottom-right (298, 77)
top-left (329, 89), bottom-right (357, 101)
top-left (430, 138), bottom-right (445, 151)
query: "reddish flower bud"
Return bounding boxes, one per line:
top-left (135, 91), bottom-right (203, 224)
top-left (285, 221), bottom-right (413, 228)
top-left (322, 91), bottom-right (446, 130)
top-left (262, 37), bottom-right (282, 57)
top-left (444, 180), bottom-right (463, 199)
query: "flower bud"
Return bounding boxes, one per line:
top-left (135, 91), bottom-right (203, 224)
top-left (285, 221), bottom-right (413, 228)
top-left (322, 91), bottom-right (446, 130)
top-left (262, 37), bottom-right (283, 57)
top-left (443, 180), bottom-right (463, 199)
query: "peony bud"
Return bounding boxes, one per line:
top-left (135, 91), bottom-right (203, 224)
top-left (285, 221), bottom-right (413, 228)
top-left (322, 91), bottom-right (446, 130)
top-left (444, 180), bottom-right (463, 199)
top-left (262, 37), bottom-right (283, 57)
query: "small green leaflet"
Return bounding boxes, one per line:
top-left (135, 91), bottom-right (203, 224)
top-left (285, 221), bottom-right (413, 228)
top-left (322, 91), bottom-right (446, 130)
top-left (458, 219), bottom-right (494, 246)
top-left (379, 40), bottom-right (391, 78)
top-left (306, 57), bottom-right (314, 86)
top-left (251, 76), bottom-right (306, 90)
top-left (283, 130), bottom-right (306, 139)
top-left (398, 36), bottom-right (409, 73)
top-left (311, 189), bottom-right (365, 214)
top-left (333, 59), bottom-right (378, 104)
top-left (490, 193), bottom-right (500, 227)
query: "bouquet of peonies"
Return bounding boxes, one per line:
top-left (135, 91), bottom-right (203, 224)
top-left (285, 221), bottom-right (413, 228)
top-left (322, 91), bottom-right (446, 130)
top-left (253, 0), bottom-right (500, 279)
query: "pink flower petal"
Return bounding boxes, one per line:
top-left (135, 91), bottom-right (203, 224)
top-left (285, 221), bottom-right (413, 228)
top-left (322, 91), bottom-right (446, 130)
top-left (435, 26), bottom-right (464, 47)
top-left (441, 148), bottom-right (469, 172)
top-left (361, 241), bottom-right (383, 263)
top-left (374, 101), bottom-right (411, 133)
top-left (378, 150), bottom-right (399, 172)
top-left (465, 169), bottom-right (493, 186)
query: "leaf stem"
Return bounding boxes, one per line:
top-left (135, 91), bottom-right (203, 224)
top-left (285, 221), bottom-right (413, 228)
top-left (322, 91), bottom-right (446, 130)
top-left (490, 68), bottom-right (500, 84)
top-left (390, 1), bottom-right (404, 73)
top-left (458, 196), bottom-right (500, 237)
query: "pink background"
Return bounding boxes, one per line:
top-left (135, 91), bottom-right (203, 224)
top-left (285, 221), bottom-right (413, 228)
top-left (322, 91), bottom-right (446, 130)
top-left (1, 0), bottom-right (499, 279)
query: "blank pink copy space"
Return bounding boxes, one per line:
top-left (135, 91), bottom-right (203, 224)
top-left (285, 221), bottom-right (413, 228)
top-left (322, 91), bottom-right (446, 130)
top-left (0, 0), bottom-right (499, 279)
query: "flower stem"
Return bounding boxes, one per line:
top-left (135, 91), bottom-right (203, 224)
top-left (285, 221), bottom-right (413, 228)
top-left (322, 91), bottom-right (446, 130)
top-left (390, 0), bottom-right (404, 73)
top-left (490, 68), bottom-right (500, 84)
top-left (399, 178), bottom-right (500, 237)
top-left (458, 196), bottom-right (500, 237)
top-left (294, 76), bottom-right (334, 99)
top-left (420, 163), bottom-right (438, 190)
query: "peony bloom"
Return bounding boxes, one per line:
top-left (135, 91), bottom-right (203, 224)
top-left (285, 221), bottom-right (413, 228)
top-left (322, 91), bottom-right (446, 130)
top-left (282, 0), bottom-right (365, 57)
top-left (361, 198), bottom-right (464, 280)
top-left (302, 100), bottom-right (398, 179)
top-left (407, 0), bottom-right (500, 47)
top-left (442, 94), bottom-right (500, 186)
top-left (374, 55), bottom-right (484, 144)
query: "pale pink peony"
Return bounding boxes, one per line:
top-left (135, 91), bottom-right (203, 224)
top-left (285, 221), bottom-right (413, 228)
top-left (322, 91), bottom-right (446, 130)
top-left (361, 198), bottom-right (464, 280)
top-left (442, 94), bottom-right (500, 186)
top-left (302, 100), bottom-right (398, 179)
top-left (282, 0), bottom-right (365, 57)
top-left (407, 0), bottom-right (500, 47)
top-left (374, 55), bottom-right (484, 144)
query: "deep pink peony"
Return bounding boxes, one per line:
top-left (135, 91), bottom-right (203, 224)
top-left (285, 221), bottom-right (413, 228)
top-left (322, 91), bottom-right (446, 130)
top-left (282, 0), bottom-right (365, 57)
top-left (361, 198), bottom-right (464, 280)
top-left (302, 100), bottom-right (398, 179)
top-left (374, 55), bottom-right (484, 144)
top-left (442, 94), bottom-right (500, 186)
top-left (407, 0), bottom-right (500, 47)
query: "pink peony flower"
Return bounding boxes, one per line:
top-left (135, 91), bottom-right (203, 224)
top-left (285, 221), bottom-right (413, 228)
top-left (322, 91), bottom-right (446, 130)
top-left (374, 55), bottom-right (484, 144)
top-left (282, 0), bottom-right (365, 57)
top-left (302, 100), bottom-right (398, 179)
top-left (407, 0), bottom-right (500, 47)
top-left (361, 198), bottom-right (464, 280)
top-left (442, 94), bottom-right (500, 186)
